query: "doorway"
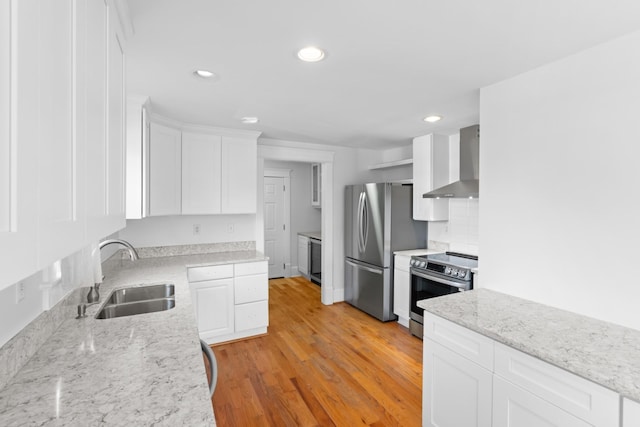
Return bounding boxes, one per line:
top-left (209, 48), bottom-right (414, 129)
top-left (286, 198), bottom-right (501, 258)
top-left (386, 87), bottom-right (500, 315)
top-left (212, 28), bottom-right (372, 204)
top-left (263, 174), bottom-right (288, 279)
top-left (257, 145), bottom-right (335, 305)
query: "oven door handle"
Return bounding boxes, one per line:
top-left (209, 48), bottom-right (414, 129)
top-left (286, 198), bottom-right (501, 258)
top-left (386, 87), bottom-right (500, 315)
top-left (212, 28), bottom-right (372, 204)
top-left (346, 259), bottom-right (383, 275)
top-left (410, 269), bottom-right (468, 289)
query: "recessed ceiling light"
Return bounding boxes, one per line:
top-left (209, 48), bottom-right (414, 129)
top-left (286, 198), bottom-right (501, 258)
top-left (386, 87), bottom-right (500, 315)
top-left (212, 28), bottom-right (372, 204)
top-left (297, 46), bottom-right (325, 62)
top-left (241, 117), bottom-right (259, 124)
top-left (423, 115), bottom-right (442, 123)
top-left (194, 69), bottom-right (216, 78)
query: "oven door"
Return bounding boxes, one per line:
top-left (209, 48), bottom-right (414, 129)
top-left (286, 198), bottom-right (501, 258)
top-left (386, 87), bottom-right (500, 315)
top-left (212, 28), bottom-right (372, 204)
top-left (410, 269), bottom-right (467, 323)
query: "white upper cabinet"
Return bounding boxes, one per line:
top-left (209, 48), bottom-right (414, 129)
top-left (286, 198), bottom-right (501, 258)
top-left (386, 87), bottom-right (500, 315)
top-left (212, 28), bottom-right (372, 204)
top-left (221, 136), bottom-right (257, 214)
top-left (36, 0), bottom-right (85, 267)
top-left (0, 0), bottom-right (39, 288)
top-left (149, 122), bottom-right (182, 216)
top-left (413, 134), bottom-right (449, 221)
top-left (84, 0), bottom-right (108, 238)
top-left (144, 122), bottom-right (259, 216)
top-left (181, 131), bottom-right (222, 214)
top-left (0, 0), bottom-right (128, 290)
top-left (125, 95), bottom-right (149, 219)
top-left (105, 5), bottom-right (126, 228)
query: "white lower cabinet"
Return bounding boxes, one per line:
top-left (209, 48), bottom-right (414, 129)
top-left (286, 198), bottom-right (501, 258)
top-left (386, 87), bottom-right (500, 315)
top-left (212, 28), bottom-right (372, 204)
top-left (623, 398), bottom-right (640, 426)
top-left (190, 278), bottom-right (235, 338)
top-left (422, 312), bottom-right (620, 427)
top-left (423, 338), bottom-right (492, 427)
top-left (493, 376), bottom-right (590, 427)
top-left (298, 235), bottom-right (309, 277)
top-left (189, 260), bottom-right (268, 345)
top-left (393, 254), bottom-right (411, 327)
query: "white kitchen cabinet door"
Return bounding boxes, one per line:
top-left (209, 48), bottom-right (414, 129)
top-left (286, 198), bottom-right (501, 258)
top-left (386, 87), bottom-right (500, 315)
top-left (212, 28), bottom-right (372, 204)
top-left (105, 7), bottom-right (126, 229)
top-left (235, 274), bottom-right (268, 304)
top-left (235, 300), bottom-right (269, 332)
top-left (392, 255), bottom-right (411, 327)
top-left (220, 136), bottom-right (257, 213)
top-left (423, 338), bottom-right (493, 427)
top-left (623, 398), bottom-right (640, 426)
top-left (298, 235), bottom-right (309, 276)
top-left (413, 134), bottom-right (449, 221)
top-left (181, 131), bottom-right (222, 214)
top-left (190, 278), bottom-right (235, 340)
top-left (84, 0), bottom-right (108, 240)
top-left (85, 0), bottom-right (126, 241)
top-left (0, 0), bottom-right (39, 289)
top-left (149, 122), bottom-right (182, 216)
top-left (125, 95), bottom-right (149, 219)
top-left (493, 376), bottom-right (590, 427)
top-left (494, 343), bottom-right (619, 427)
top-left (37, 0), bottom-right (86, 267)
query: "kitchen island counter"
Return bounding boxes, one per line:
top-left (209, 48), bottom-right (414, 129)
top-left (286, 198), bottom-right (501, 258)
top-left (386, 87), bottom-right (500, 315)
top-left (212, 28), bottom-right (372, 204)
top-left (418, 288), bottom-right (640, 402)
top-left (0, 250), bottom-right (266, 426)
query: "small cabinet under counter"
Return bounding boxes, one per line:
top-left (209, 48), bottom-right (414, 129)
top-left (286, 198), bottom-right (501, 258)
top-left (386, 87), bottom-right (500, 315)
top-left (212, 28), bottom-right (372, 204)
top-left (189, 259), bottom-right (268, 345)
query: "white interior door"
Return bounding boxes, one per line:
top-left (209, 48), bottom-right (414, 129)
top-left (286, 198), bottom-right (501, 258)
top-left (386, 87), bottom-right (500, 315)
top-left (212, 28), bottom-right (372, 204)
top-left (264, 176), bottom-right (286, 278)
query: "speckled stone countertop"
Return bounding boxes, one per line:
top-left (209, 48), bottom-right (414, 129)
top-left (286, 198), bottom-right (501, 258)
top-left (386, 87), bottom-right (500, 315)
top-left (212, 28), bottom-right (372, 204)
top-left (0, 250), bottom-right (266, 426)
top-left (393, 248), bottom-right (444, 256)
top-left (418, 289), bottom-right (640, 402)
top-left (298, 231), bottom-right (321, 240)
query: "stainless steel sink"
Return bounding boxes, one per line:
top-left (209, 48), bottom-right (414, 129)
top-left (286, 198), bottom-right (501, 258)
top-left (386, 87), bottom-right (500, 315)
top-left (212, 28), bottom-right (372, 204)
top-left (105, 284), bottom-right (175, 305)
top-left (96, 284), bottom-right (176, 319)
top-left (96, 298), bottom-right (176, 319)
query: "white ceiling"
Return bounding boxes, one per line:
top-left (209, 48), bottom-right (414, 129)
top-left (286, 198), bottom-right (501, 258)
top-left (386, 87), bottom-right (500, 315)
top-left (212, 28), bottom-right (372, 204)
top-left (126, 0), bottom-right (640, 149)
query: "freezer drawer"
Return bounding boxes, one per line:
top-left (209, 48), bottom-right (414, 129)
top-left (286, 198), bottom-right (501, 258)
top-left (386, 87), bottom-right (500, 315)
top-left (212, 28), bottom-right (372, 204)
top-left (344, 258), bottom-right (394, 321)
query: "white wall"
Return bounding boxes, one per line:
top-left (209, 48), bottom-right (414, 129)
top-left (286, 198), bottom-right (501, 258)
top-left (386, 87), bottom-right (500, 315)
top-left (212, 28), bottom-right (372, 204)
top-left (119, 214), bottom-right (255, 248)
top-left (0, 244), bottom-right (97, 347)
top-left (264, 160), bottom-right (321, 270)
top-left (479, 30), bottom-right (640, 330)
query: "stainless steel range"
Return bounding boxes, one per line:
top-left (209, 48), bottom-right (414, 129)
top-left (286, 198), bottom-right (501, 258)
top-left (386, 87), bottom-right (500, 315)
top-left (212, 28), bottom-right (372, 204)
top-left (409, 252), bottom-right (478, 338)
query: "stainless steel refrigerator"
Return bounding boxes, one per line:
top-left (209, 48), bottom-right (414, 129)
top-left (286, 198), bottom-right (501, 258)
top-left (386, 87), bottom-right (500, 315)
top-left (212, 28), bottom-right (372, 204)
top-left (344, 183), bottom-right (427, 321)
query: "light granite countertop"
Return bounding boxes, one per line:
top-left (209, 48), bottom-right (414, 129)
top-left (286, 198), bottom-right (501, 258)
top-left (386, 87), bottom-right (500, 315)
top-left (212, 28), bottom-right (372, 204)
top-left (0, 250), bottom-right (266, 426)
top-left (298, 231), bottom-right (321, 240)
top-left (393, 248), bottom-right (444, 256)
top-left (418, 289), bottom-right (640, 402)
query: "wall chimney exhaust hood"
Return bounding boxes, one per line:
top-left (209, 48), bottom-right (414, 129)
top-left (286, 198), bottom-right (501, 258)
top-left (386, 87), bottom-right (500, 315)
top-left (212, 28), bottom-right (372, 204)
top-left (423, 124), bottom-right (479, 199)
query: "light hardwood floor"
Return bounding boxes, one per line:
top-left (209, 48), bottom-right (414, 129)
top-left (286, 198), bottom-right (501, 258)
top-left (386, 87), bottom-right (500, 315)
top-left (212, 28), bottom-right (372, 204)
top-left (209, 276), bottom-right (423, 426)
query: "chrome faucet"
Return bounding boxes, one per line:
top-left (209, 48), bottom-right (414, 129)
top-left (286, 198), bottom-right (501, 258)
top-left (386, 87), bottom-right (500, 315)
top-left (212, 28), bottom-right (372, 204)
top-left (98, 239), bottom-right (139, 261)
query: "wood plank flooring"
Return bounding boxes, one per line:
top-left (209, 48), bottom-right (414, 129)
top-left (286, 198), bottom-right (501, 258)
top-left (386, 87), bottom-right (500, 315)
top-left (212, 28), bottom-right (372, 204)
top-left (210, 276), bottom-right (423, 426)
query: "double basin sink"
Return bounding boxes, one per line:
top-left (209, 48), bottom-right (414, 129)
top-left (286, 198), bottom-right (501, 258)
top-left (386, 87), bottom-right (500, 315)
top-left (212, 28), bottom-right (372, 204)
top-left (96, 283), bottom-right (175, 319)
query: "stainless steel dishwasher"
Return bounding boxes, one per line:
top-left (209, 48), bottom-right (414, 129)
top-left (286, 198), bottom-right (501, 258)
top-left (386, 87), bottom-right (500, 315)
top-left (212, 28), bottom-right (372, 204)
top-left (309, 237), bottom-right (322, 285)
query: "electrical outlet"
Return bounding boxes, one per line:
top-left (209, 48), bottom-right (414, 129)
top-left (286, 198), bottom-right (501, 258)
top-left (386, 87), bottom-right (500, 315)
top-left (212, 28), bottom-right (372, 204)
top-left (15, 282), bottom-right (25, 304)
top-left (193, 224), bottom-right (201, 235)
top-left (227, 223), bottom-right (234, 233)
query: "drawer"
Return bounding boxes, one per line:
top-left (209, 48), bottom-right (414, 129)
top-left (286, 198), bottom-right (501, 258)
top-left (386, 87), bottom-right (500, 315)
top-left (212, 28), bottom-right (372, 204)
top-left (235, 274), bottom-right (268, 304)
top-left (494, 343), bottom-right (619, 427)
top-left (423, 312), bottom-right (494, 370)
top-left (235, 300), bottom-right (268, 332)
top-left (187, 264), bottom-right (234, 282)
top-left (234, 261), bottom-right (268, 277)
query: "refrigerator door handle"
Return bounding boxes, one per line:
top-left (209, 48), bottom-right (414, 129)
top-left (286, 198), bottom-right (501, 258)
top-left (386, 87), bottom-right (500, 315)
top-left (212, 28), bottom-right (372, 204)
top-left (357, 191), bottom-right (365, 253)
top-left (346, 259), bottom-right (383, 275)
top-left (361, 192), bottom-right (369, 249)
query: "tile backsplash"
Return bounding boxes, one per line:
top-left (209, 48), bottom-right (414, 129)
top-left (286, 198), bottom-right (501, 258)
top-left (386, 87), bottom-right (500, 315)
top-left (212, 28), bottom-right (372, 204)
top-left (428, 199), bottom-right (479, 255)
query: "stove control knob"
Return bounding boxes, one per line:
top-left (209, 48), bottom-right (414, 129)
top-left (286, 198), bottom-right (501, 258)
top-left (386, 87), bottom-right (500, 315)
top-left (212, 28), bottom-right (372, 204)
top-left (459, 271), bottom-right (467, 279)
top-left (451, 268), bottom-right (459, 277)
top-left (445, 267), bottom-right (452, 275)
top-left (420, 261), bottom-right (427, 268)
top-left (410, 259), bottom-right (415, 266)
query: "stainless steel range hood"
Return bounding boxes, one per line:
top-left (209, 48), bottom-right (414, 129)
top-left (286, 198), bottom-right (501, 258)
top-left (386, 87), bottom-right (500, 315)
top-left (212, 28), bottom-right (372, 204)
top-left (423, 124), bottom-right (479, 199)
